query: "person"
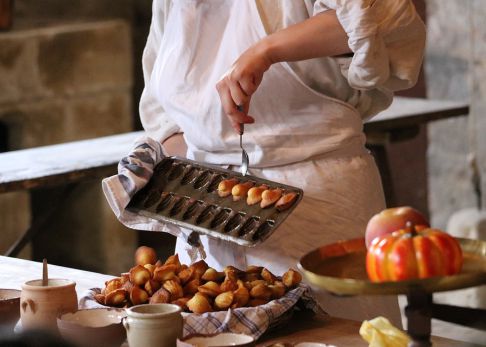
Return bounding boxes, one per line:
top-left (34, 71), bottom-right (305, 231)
top-left (137, 0), bottom-right (426, 326)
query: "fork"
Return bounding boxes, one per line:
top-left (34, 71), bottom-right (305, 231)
top-left (237, 105), bottom-right (249, 176)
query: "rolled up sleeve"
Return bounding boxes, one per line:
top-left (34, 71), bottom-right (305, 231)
top-left (140, 0), bottom-right (181, 143)
top-left (314, 0), bottom-right (426, 91)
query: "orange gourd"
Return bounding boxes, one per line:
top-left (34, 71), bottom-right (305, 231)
top-left (366, 225), bottom-right (463, 282)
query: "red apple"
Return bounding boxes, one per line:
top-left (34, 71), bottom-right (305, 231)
top-left (365, 206), bottom-right (429, 248)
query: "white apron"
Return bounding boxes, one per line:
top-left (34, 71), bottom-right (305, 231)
top-left (151, 0), bottom-right (402, 326)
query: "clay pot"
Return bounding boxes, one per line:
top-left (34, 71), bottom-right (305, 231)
top-left (0, 289), bottom-right (21, 333)
top-left (20, 279), bottom-right (77, 333)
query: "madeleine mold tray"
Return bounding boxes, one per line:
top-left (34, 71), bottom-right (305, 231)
top-left (127, 156), bottom-right (303, 247)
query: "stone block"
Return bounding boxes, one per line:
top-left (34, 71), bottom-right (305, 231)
top-left (0, 20), bottom-right (132, 106)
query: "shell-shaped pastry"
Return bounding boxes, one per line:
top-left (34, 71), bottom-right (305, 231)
top-left (261, 268), bottom-right (277, 284)
top-left (183, 278), bottom-right (201, 295)
top-left (171, 296), bottom-right (190, 311)
top-left (214, 291), bottom-right (234, 310)
top-left (247, 279), bottom-right (267, 289)
top-left (164, 254), bottom-right (182, 272)
top-left (269, 281), bottom-right (286, 299)
top-left (120, 273), bottom-right (130, 285)
top-left (163, 279), bottom-right (184, 301)
top-left (241, 272), bottom-right (261, 283)
top-left (149, 287), bottom-right (171, 304)
top-left (275, 192), bottom-right (298, 211)
top-left (260, 188), bottom-right (282, 209)
top-left (201, 268), bottom-right (225, 282)
top-left (143, 264), bottom-right (156, 277)
top-left (94, 293), bottom-right (106, 306)
top-left (245, 265), bottom-right (263, 274)
top-left (104, 278), bottom-right (123, 294)
top-left (231, 181), bottom-right (254, 201)
top-left (250, 283), bottom-right (272, 300)
top-left (129, 265), bottom-right (151, 286)
top-left (105, 288), bottom-right (128, 307)
top-left (144, 279), bottom-right (161, 296)
top-left (130, 286), bottom-right (149, 305)
top-left (178, 266), bottom-right (194, 285)
top-left (189, 260), bottom-right (209, 279)
top-left (217, 178), bottom-right (239, 197)
top-left (246, 185), bottom-right (268, 205)
top-left (282, 269), bottom-right (302, 288)
top-left (223, 266), bottom-right (243, 277)
top-left (198, 281), bottom-right (221, 297)
top-left (187, 293), bottom-right (213, 314)
top-left (232, 285), bottom-right (250, 308)
top-left (153, 264), bottom-right (178, 282)
top-left (220, 275), bottom-right (238, 292)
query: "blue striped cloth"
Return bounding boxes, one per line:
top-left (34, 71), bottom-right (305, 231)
top-left (80, 284), bottom-right (322, 339)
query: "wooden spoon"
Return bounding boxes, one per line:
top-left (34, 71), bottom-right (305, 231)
top-left (42, 258), bottom-right (48, 286)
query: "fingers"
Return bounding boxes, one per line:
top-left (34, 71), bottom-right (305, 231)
top-left (216, 77), bottom-right (255, 133)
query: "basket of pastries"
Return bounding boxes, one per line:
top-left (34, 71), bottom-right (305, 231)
top-left (80, 246), bottom-right (320, 339)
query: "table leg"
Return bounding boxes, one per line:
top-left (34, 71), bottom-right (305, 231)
top-left (405, 290), bottom-right (433, 347)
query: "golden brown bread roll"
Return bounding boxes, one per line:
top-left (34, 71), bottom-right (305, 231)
top-left (129, 265), bottom-right (151, 286)
top-left (214, 291), bottom-right (234, 310)
top-left (187, 292), bottom-right (213, 314)
top-left (129, 286), bottom-right (149, 305)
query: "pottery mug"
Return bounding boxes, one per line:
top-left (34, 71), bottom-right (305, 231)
top-left (20, 279), bottom-right (78, 333)
top-left (123, 303), bottom-right (183, 347)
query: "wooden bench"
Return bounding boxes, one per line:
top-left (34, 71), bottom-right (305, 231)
top-left (0, 97), bottom-right (469, 256)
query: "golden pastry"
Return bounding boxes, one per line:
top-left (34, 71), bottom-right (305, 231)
top-left (178, 266), bottom-right (194, 285)
top-left (187, 292), bottom-right (213, 314)
top-left (198, 281), bottom-right (221, 297)
top-left (129, 286), bottom-right (149, 305)
top-left (104, 278), bottom-right (123, 294)
top-left (250, 283), bottom-right (272, 300)
top-left (214, 291), bottom-right (234, 310)
top-left (149, 287), bottom-right (171, 304)
top-left (201, 268), bottom-right (225, 282)
top-left (217, 178), bottom-right (239, 197)
top-left (171, 296), bottom-right (190, 310)
top-left (143, 264), bottom-right (156, 276)
top-left (105, 288), bottom-right (128, 307)
top-left (144, 279), bottom-right (161, 296)
top-left (275, 192), bottom-right (298, 211)
top-left (231, 181), bottom-right (254, 201)
top-left (232, 283), bottom-right (250, 308)
top-left (282, 269), bottom-right (302, 288)
top-left (94, 293), bottom-right (106, 306)
top-left (245, 265), bottom-right (263, 274)
top-left (164, 254), bottom-right (182, 272)
top-left (135, 246), bottom-right (158, 266)
top-left (129, 265), bottom-right (151, 286)
top-left (183, 278), bottom-right (201, 295)
top-left (268, 281), bottom-right (286, 299)
top-left (260, 188), bottom-right (283, 209)
top-left (189, 259), bottom-right (209, 279)
top-left (246, 184), bottom-right (268, 205)
top-left (163, 279), bottom-right (184, 301)
top-left (261, 268), bottom-right (277, 284)
top-left (153, 264), bottom-right (178, 282)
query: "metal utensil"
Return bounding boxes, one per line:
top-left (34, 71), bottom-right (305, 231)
top-left (237, 105), bottom-right (249, 176)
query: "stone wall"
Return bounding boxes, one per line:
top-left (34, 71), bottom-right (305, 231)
top-left (425, 0), bottom-right (486, 344)
top-left (0, 20), bottom-right (136, 274)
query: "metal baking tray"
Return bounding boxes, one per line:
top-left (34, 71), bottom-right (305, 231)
top-left (126, 156), bottom-right (303, 247)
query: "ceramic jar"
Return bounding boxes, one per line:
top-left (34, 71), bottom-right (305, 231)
top-left (123, 303), bottom-right (183, 347)
top-left (20, 279), bottom-right (78, 333)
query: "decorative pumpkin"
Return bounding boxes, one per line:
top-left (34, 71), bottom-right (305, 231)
top-left (366, 224), bottom-right (463, 282)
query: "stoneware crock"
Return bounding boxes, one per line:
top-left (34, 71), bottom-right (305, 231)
top-left (0, 289), bottom-right (21, 333)
top-left (20, 278), bottom-right (77, 333)
top-left (123, 303), bottom-right (183, 347)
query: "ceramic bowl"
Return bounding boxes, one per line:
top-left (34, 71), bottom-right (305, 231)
top-left (177, 332), bottom-right (255, 347)
top-left (0, 289), bottom-right (21, 333)
top-left (57, 308), bottom-right (127, 347)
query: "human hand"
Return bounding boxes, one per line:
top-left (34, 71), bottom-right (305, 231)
top-left (216, 42), bottom-right (273, 133)
top-left (162, 133), bottom-right (187, 157)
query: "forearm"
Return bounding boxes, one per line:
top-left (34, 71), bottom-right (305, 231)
top-left (162, 133), bottom-right (187, 157)
top-left (260, 10), bottom-right (351, 64)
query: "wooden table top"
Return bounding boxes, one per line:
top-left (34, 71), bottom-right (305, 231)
top-left (1, 256), bottom-right (481, 347)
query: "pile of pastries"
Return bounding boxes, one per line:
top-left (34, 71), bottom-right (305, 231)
top-left (96, 246), bottom-right (302, 313)
top-left (217, 179), bottom-right (297, 210)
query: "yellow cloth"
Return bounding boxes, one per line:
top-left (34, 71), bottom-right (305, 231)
top-left (360, 316), bottom-right (410, 347)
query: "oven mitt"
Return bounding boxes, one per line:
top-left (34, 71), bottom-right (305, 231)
top-left (101, 135), bottom-right (206, 261)
top-left (360, 316), bottom-right (410, 347)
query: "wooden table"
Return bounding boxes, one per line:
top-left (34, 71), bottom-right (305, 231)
top-left (1, 256), bottom-right (481, 347)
